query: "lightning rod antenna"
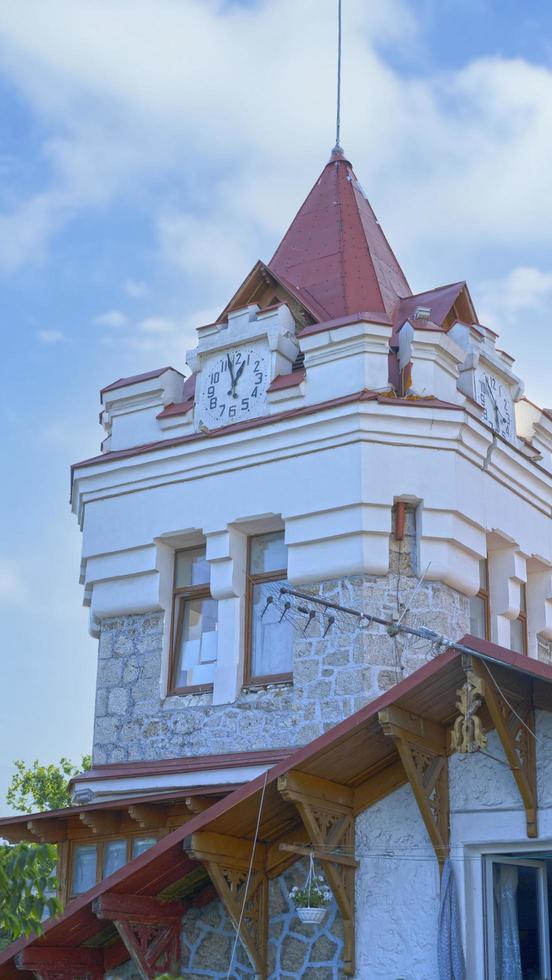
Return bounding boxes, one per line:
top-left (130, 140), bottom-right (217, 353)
top-left (334, 0), bottom-right (343, 152)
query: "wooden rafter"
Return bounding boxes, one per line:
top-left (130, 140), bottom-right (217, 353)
top-left (277, 771), bottom-right (356, 977)
top-left (93, 893), bottom-right (182, 980)
top-left (378, 705), bottom-right (449, 870)
top-left (470, 657), bottom-right (538, 837)
top-left (16, 947), bottom-right (104, 980)
top-left (186, 830), bottom-right (268, 979)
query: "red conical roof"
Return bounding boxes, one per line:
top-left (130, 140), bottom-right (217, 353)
top-left (269, 148), bottom-right (411, 323)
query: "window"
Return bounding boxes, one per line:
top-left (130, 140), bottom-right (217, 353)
top-left (246, 531), bottom-right (293, 683)
top-left (169, 547), bottom-right (218, 693)
top-left (485, 855), bottom-right (551, 978)
top-left (70, 835), bottom-right (157, 896)
top-left (510, 583), bottom-right (528, 655)
top-left (470, 559), bottom-right (490, 640)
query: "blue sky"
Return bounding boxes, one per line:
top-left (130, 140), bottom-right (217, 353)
top-left (1, 0), bottom-right (552, 814)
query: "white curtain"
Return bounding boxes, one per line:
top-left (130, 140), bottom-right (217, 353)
top-left (494, 865), bottom-right (522, 980)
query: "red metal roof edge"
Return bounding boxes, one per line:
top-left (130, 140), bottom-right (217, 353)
top-left (266, 369), bottom-right (306, 393)
top-left (69, 747), bottom-right (296, 786)
top-left (299, 310), bottom-right (392, 337)
top-left (2, 637), bottom-right (551, 973)
top-left (101, 367), bottom-right (183, 396)
top-left (0, 786), bottom-right (230, 830)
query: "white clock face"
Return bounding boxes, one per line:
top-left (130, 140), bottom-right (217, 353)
top-left (476, 370), bottom-right (514, 440)
top-left (198, 346), bottom-right (269, 427)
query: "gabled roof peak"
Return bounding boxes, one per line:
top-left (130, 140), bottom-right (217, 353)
top-left (268, 152), bottom-right (411, 323)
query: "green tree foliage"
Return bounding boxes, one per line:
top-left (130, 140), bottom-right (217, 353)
top-left (6, 757), bottom-right (91, 813)
top-left (0, 755), bottom-right (91, 948)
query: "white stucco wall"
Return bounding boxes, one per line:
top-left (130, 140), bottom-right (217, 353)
top-left (354, 711), bottom-right (552, 979)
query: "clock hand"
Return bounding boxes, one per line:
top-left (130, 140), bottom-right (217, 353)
top-left (234, 360), bottom-right (246, 384)
top-left (226, 353), bottom-right (237, 397)
top-left (485, 379), bottom-right (500, 429)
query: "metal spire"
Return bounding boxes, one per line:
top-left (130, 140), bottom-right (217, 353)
top-left (334, 0), bottom-right (343, 153)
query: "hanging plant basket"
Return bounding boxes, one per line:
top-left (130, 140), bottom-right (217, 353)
top-left (290, 855), bottom-right (332, 925)
top-left (296, 906), bottom-right (327, 925)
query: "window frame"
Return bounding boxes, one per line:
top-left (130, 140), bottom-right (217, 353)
top-left (244, 533), bottom-right (292, 687)
top-left (511, 583), bottom-right (528, 656)
top-left (69, 832), bottom-right (158, 899)
top-left (469, 558), bottom-right (490, 641)
top-left (168, 546), bottom-right (216, 695)
top-left (484, 854), bottom-right (551, 978)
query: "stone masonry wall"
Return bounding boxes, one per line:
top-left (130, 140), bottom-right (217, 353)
top-left (92, 507), bottom-right (470, 764)
top-left (109, 860), bottom-right (343, 980)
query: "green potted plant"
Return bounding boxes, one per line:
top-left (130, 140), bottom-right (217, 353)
top-left (290, 870), bottom-right (332, 924)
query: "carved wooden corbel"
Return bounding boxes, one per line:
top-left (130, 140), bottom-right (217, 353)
top-left (277, 770), bottom-right (356, 977)
top-left (469, 657), bottom-right (537, 837)
top-left (79, 810), bottom-right (119, 835)
top-left (185, 830), bottom-right (268, 978)
top-left (378, 705), bottom-right (449, 871)
top-left (16, 947), bottom-right (104, 980)
top-left (93, 893), bottom-right (182, 980)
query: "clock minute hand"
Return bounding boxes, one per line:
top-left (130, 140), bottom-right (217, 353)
top-left (485, 379), bottom-right (500, 428)
top-left (226, 353), bottom-right (236, 396)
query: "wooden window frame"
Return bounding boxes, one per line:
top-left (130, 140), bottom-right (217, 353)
top-left (469, 559), bottom-right (490, 641)
top-left (511, 583), bottom-right (528, 656)
top-left (168, 547), bottom-right (216, 695)
top-left (68, 832), bottom-right (158, 899)
top-left (244, 534), bottom-right (292, 687)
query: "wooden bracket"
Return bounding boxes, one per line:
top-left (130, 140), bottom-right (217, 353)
top-left (93, 893), bottom-right (182, 980)
top-left (378, 706), bottom-right (449, 870)
top-left (277, 771), bottom-right (356, 976)
top-left (127, 804), bottom-right (165, 831)
top-left (186, 830), bottom-right (268, 979)
top-left (470, 658), bottom-right (538, 837)
top-left (185, 795), bottom-right (212, 815)
top-left (26, 818), bottom-right (67, 844)
top-left (79, 810), bottom-right (119, 835)
top-left (16, 947), bottom-right (104, 980)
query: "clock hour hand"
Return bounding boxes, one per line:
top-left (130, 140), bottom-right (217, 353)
top-left (234, 360), bottom-right (246, 384)
top-left (485, 379), bottom-right (500, 428)
top-left (226, 353), bottom-right (237, 397)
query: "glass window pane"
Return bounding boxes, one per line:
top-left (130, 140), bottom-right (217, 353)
top-left (491, 863), bottom-right (542, 978)
top-left (251, 579), bottom-right (294, 678)
top-left (102, 839), bottom-right (127, 879)
top-left (174, 596), bottom-right (218, 688)
top-left (511, 617), bottom-right (526, 655)
top-left (175, 548), bottom-right (209, 588)
top-left (250, 532), bottom-right (287, 575)
top-left (132, 837), bottom-right (157, 859)
top-left (469, 595), bottom-right (487, 639)
top-left (519, 583), bottom-right (527, 613)
top-left (479, 559), bottom-right (488, 590)
top-left (72, 844), bottom-right (97, 895)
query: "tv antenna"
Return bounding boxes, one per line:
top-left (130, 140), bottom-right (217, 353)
top-left (334, 0), bottom-right (343, 152)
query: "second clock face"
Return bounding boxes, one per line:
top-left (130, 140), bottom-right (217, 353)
top-left (198, 346), bottom-right (269, 427)
top-left (476, 370), bottom-right (515, 441)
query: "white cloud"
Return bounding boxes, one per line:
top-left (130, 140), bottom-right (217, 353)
top-left (0, 559), bottom-right (26, 605)
top-left (477, 266), bottom-right (552, 330)
top-left (36, 328), bottom-right (66, 344)
top-left (93, 309), bottom-right (128, 328)
top-left (139, 316), bottom-right (175, 334)
top-left (124, 278), bottom-right (148, 298)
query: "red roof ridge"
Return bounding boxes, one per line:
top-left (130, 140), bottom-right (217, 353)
top-left (268, 153), bottom-right (410, 323)
top-left (101, 366), bottom-right (182, 396)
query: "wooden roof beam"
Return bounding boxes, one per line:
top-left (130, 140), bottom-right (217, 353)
top-left (26, 819), bottom-right (67, 844)
top-left (16, 947), bottom-right (104, 980)
top-left (185, 831), bottom-right (268, 978)
top-left (93, 894), bottom-right (182, 980)
top-left (278, 770), bottom-right (356, 976)
top-left (127, 804), bottom-right (166, 831)
top-left (378, 707), bottom-right (449, 871)
top-left (470, 657), bottom-right (537, 837)
top-left (79, 810), bottom-right (119, 835)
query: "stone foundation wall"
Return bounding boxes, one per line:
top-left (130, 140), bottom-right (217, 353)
top-left (92, 506), bottom-right (470, 764)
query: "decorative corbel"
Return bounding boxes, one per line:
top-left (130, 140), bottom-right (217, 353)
top-left (378, 706), bottom-right (449, 871)
top-left (79, 810), bottom-right (119, 835)
top-left (277, 770), bottom-right (356, 976)
top-left (185, 830), bottom-right (268, 979)
top-left (92, 893), bottom-right (182, 980)
top-left (26, 818), bottom-right (67, 844)
top-left (469, 657), bottom-right (537, 837)
top-left (16, 947), bottom-right (104, 980)
top-left (127, 804), bottom-right (165, 831)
